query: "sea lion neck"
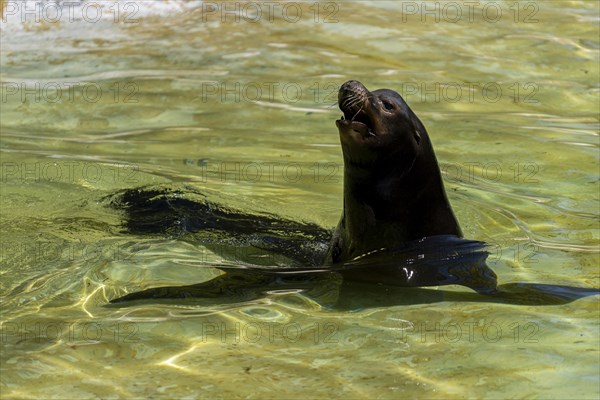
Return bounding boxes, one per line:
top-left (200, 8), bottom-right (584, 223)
top-left (337, 148), bottom-right (461, 262)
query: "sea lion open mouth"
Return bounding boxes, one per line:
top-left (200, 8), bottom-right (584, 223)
top-left (338, 110), bottom-right (374, 137)
top-left (336, 80), bottom-right (375, 137)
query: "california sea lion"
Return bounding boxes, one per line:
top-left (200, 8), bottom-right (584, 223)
top-left (109, 81), bottom-right (497, 303)
top-left (328, 80), bottom-right (462, 263)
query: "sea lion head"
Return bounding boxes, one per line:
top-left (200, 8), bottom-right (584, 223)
top-left (336, 80), bottom-right (426, 170)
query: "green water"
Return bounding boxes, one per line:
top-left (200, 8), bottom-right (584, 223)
top-left (1, 1), bottom-right (598, 399)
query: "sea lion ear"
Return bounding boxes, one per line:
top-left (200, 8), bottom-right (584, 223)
top-left (414, 128), bottom-right (421, 144)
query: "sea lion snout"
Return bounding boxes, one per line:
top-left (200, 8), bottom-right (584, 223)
top-left (338, 80), bottom-right (370, 117)
top-left (339, 80), bottom-right (368, 97)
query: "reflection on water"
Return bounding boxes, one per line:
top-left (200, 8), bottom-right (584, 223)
top-left (1, 1), bottom-right (598, 399)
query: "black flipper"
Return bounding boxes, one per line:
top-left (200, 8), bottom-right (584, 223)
top-left (104, 185), bottom-right (332, 266)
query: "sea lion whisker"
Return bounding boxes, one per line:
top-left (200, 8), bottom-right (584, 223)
top-left (350, 105), bottom-right (365, 122)
top-left (341, 92), bottom-right (366, 109)
top-left (342, 97), bottom-right (365, 114)
top-left (340, 95), bottom-right (359, 110)
top-left (347, 98), bottom-right (364, 111)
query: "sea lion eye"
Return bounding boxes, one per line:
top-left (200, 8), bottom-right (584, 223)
top-left (382, 100), bottom-right (394, 110)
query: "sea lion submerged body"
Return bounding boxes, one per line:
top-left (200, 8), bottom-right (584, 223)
top-left (108, 81), bottom-right (497, 303)
top-left (328, 80), bottom-right (461, 263)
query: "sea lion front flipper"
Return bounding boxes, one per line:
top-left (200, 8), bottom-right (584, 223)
top-left (337, 236), bottom-right (498, 294)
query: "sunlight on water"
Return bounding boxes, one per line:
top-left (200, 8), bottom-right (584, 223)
top-left (1, 1), bottom-right (598, 399)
